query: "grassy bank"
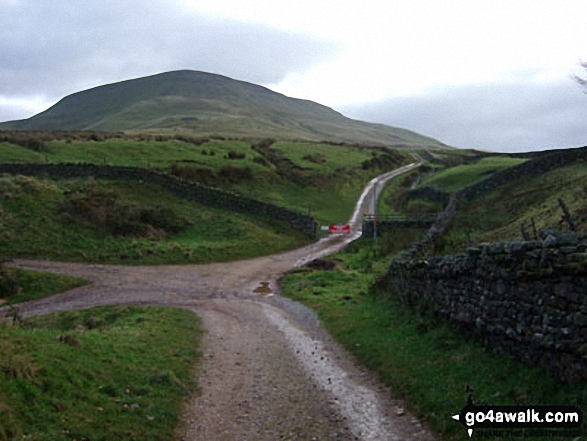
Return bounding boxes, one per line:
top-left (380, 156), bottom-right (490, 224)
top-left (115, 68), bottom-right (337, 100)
top-left (0, 306), bottom-right (201, 441)
top-left (374, 152), bottom-right (587, 255)
top-left (0, 137), bottom-right (410, 224)
top-left (0, 267), bottom-right (87, 306)
top-left (0, 174), bottom-right (310, 264)
top-left (376, 154), bottom-right (526, 218)
top-left (280, 238), bottom-right (586, 440)
top-left (441, 161), bottom-right (587, 253)
top-left (421, 156), bottom-right (526, 193)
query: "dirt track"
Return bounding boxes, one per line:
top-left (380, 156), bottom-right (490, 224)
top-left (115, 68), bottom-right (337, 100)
top-left (3, 163), bottom-right (437, 440)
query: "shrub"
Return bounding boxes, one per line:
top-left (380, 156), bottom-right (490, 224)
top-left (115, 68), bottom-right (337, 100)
top-left (170, 165), bottom-right (216, 186)
top-left (59, 181), bottom-right (188, 238)
top-left (0, 266), bottom-right (19, 299)
top-left (227, 150), bottom-right (246, 160)
top-left (173, 135), bottom-right (208, 146)
top-left (302, 153), bottom-right (326, 164)
top-left (218, 165), bottom-right (253, 183)
top-left (253, 156), bottom-right (269, 167)
top-left (88, 132), bottom-right (104, 142)
top-left (139, 206), bottom-right (187, 234)
top-left (0, 133), bottom-right (46, 151)
top-left (256, 138), bottom-right (275, 149)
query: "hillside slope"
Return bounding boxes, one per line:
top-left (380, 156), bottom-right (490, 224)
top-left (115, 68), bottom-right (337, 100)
top-left (0, 70), bottom-right (447, 148)
top-left (377, 146), bottom-right (587, 253)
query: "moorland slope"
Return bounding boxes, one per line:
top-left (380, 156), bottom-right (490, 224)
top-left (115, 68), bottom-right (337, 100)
top-left (0, 70), bottom-right (447, 149)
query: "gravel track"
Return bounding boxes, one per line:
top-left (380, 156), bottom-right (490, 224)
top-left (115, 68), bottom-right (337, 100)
top-left (3, 162), bottom-right (437, 440)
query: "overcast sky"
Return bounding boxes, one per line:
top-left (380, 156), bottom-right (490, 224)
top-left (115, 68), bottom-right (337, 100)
top-left (1, 0), bottom-right (586, 152)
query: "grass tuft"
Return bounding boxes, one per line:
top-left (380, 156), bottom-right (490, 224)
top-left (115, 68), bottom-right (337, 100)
top-left (280, 237), bottom-right (587, 440)
top-left (0, 267), bottom-right (86, 306)
top-left (0, 306), bottom-right (201, 441)
top-left (0, 175), bottom-right (311, 264)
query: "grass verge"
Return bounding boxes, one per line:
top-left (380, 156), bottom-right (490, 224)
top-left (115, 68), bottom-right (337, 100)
top-left (0, 267), bottom-right (87, 306)
top-left (280, 238), bottom-right (587, 440)
top-left (0, 306), bottom-right (201, 441)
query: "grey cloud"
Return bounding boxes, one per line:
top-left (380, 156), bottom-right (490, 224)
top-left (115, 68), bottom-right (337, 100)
top-left (341, 79), bottom-right (587, 153)
top-left (0, 0), bottom-right (338, 115)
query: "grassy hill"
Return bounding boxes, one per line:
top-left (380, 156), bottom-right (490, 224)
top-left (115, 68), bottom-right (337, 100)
top-left (376, 147), bottom-right (587, 252)
top-left (0, 135), bottom-right (411, 225)
top-left (0, 70), bottom-right (447, 149)
top-left (0, 135), bottom-right (412, 263)
top-left (443, 160), bottom-right (587, 251)
top-left (0, 175), bottom-right (313, 264)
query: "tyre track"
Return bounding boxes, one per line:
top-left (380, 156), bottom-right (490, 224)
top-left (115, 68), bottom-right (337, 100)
top-left (3, 162), bottom-right (436, 440)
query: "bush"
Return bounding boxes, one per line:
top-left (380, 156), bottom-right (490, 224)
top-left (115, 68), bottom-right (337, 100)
top-left (0, 133), bottom-right (46, 151)
top-left (170, 165), bottom-right (216, 186)
top-left (227, 150), bottom-right (246, 160)
top-left (253, 156), bottom-right (269, 167)
top-left (256, 138), bottom-right (275, 149)
top-left (302, 153), bottom-right (326, 164)
top-left (361, 153), bottom-right (399, 170)
top-left (60, 181), bottom-right (188, 238)
top-left (0, 266), bottom-right (19, 299)
top-left (139, 207), bottom-right (187, 234)
top-left (88, 133), bottom-right (104, 142)
top-left (218, 165), bottom-right (253, 183)
top-left (173, 135), bottom-right (208, 146)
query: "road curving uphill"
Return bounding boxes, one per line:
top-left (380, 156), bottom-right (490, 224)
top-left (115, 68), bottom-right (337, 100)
top-left (4, 161), bottom-right (436, 440)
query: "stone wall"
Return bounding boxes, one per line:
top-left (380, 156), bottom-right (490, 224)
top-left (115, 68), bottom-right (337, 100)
top-left (399, 195), bottom-right (458, 259)
top-left (394, 147), bottom-right (587, 256)
top-left (459, 146), bottom-right (587, 201)
top-left (361, 218), bottom-right (435, 238)
top-left (385, 232), bottom-right (587, 381)
top-left (0, 163), bottom-right (317, 237)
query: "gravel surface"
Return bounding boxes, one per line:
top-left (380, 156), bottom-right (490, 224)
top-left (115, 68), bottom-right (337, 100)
top-left (3, 162), bottom-right (437, 440)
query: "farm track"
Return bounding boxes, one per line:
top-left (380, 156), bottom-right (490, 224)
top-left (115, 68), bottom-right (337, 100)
top-left (4, 162), bottom-right (437, 440)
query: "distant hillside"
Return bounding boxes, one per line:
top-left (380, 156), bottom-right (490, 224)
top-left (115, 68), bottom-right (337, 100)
top-left (0, 70), bottom-right (447, 149)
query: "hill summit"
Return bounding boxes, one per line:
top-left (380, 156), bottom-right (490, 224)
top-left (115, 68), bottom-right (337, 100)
top-left (0, 70), bottom-right (446, 148)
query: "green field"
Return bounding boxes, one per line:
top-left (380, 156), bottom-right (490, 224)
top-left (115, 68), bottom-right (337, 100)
top-left (0, 267), bottom-right (87, 306)
top-left (373, 152), bottom-right (587, 254)
top-left (421, 156), bottom-right (527, 192)
top-left (0, 137), bottom-right (410, 225)
top-left (280, 153), bottom-right (587, 439)
top-left (441, 161), bottom-right (587, 252)
top-left (376, 167), bottom-right (420, 216)
top-left (376, 165), bottom-right (447, 217)
top-left (0, 138), bottom-right (398, 176)
top-left (0, 174), bottom-right (310, 264)
top-left (280, 238), bottom-right (587, 440)
top-left (7, 138), bottom-right (266, 170)
top-left (0, 306), bottom-right (201, 441)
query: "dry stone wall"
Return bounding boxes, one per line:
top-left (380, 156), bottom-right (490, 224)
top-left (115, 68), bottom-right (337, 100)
top-left (378, 147), bottom-right (587, 381)
top-left (361, 218), bottom-right (435, 238)
top-left (399, 195), bottom-right (458, 259)
top-left (459, 146), bottom-right (587, 201)
top-left (0, 163), bottom-right (317, 237)
top-left (385, 232), bottom-right (587, 381)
